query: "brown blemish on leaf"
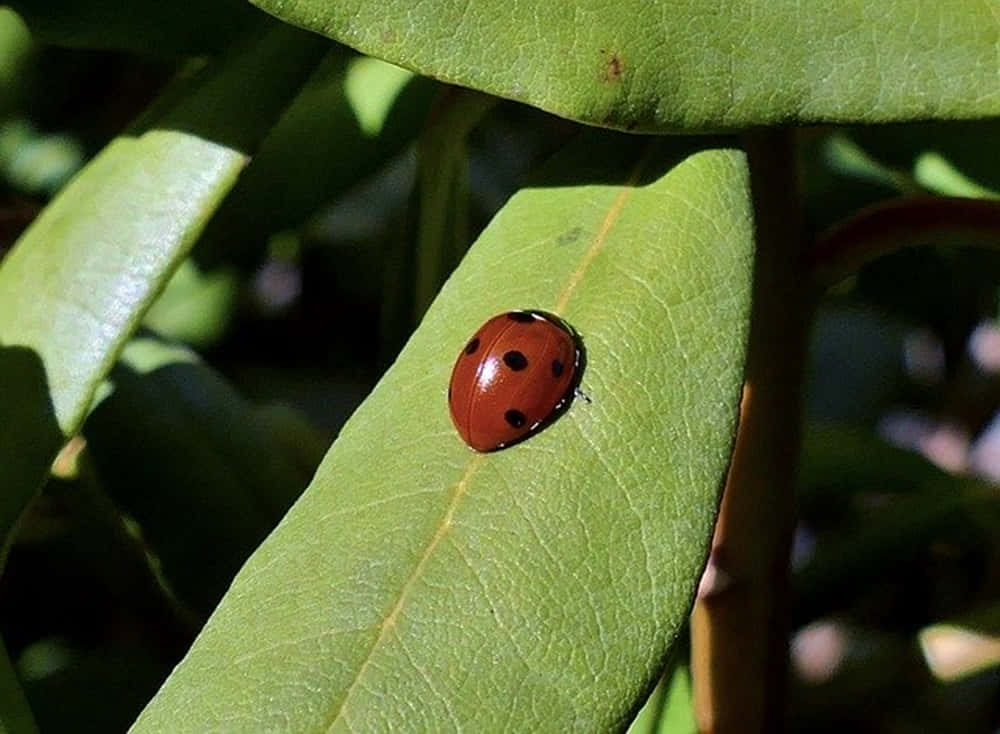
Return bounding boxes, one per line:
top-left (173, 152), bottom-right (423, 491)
top-left (601, 50), bottom-right (625, 83)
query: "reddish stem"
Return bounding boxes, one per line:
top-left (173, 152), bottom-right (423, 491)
top-left (692, 129), bottom-right (809, 733)
top-left (810, 195), bottom-right (1000, 287)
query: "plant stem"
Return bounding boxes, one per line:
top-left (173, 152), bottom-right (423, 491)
top-left (691, 129), bottom-right (811, 732)
top-left (810, 195), bottom-right (1000, 287)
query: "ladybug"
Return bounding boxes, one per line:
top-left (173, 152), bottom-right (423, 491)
top-left (448, 310), bottom-right (583, 452)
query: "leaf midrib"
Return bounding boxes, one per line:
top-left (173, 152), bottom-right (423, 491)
top-left (323, 144), bottom-right (653, 730)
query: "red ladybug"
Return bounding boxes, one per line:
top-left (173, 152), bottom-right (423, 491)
top-left (448, 310), bottom-right (582, 451)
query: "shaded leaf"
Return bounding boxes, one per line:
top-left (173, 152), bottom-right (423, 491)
top-left (142, 260), bottom-right (239, 347)
top-left (0, 637), bottom-right (37, 734)
top-left (0, 9), bottom-right (36, 117)
top-left (6, 0), bottom-right (262, 56)
top-left (23, 642), bottom-right (166, 734)
top-left (195, 51), bottom-right (438, 269)
top-left (0, 22), bottom-right (329, 550)
top-left (795, 482), bottom-right (999, 623)
top-left (412, 89), bottom-right (497, 319)
top-left (0, 120), bottom-right (85, 197)
top-left (86, 338), bottom-right (325, 613)
top-left (800, 422), bottom-right (952, 516)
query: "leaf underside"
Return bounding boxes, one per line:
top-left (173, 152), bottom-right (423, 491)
top-left (250, 0), bottom-right (1000, 131)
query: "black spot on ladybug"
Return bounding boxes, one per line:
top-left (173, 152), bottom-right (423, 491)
top-left (464, 337), bottom-right (480, 355)
top-left (503, 350), bottom-right (528, 370)
top-left (551, 359), bottom-right (564, 378)
top-left (505, 409), bottom-right (526, 428)
top-left (507, 312), bottom-right (534, 323)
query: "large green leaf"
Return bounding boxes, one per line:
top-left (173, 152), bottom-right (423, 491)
top-left (132, 133), bottom-right (753, 731)
top-left (0, 23), bottom-right (328, 547)
top-left (249, 0), bottom-right (1000, 131)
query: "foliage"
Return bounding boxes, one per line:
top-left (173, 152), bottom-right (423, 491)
top-left (0, 2), bottom-right (996, 732)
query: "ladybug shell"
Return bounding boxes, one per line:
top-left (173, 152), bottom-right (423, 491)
top-left (448, 310), bottom-right (580, 452)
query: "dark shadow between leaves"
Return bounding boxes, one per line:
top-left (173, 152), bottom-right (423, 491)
top-left (85, 355), bottom-right (323, 615)
top-left (528, 128), bottom-right (740, 190)
top-left (5, 0), bottom-right (263, 57)
top-left (0, 343), bottom-right (62, 554)
top-left (192, 63), bottom-right (438, 272)
top-left (129, 17), bottom-right (332, 157)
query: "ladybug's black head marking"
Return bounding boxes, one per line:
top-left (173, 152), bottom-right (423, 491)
top-left (505, 409), bottom-right (527, 428)
top-left (503, 350), bottom-right (528, 370)
top-left (507, 311), bottom-right (535, 323)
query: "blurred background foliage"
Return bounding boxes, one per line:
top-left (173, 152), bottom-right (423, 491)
top-left (0, 5), bottom-right (995, 731)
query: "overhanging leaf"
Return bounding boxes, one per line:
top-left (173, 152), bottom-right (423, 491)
top-left (0, 22), bottom-right (329, 549)
top-left (249, 0), bottom-right (1000, 131)
top-left (133, 132), bottom-right (753, 731)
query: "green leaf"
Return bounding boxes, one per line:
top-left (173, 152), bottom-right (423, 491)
top-left (142, 260), bottom-right (239, 347)
top-left (133, 133), bottom-right (753, 731)
top-left (0, 8), bottom-right (35, 117)
top-left (628, 659), bottom-right (696, 734)
top-left (0, 119), bottom-right (86, 197)
top-left (914, 152), bottom-right (1000, 199)
top-left (0, 23), bottom-right (329, 550)
top-left (249, 0), bottom-right (1000, 131)
top-left (6, 0), bottom-right (262, 55)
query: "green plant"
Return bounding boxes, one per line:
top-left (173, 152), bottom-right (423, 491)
top-left (0, 2), bottom-right (997, 732)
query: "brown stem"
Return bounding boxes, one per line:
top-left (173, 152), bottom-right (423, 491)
top-left (691, 129), bottom-right (811, 733)
top-left (810, 195), bottom-right (1000, 287)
